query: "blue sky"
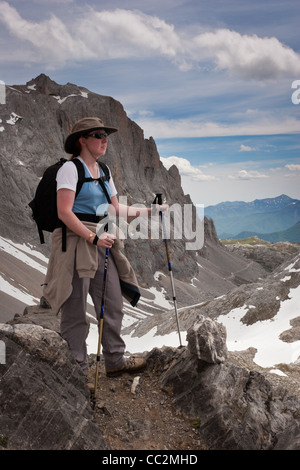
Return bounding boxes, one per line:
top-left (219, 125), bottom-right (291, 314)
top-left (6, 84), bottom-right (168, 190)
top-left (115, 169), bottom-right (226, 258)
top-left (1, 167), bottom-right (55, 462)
top-left (0, 0), bottom-right (299, 206)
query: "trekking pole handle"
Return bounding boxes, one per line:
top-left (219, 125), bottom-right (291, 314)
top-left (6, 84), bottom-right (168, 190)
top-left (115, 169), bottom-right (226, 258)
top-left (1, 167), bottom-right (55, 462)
top-left (152, 193), bottom-right (163, 215)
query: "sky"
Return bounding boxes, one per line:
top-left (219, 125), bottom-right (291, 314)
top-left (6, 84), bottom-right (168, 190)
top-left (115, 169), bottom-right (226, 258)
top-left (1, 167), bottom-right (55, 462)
top-left (0, 0), bottom-right (299, 206)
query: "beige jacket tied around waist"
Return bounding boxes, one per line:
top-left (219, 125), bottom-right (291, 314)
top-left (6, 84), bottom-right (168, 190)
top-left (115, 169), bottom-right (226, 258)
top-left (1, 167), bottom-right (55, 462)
top-left (43, 221), bottom-right (140, 315)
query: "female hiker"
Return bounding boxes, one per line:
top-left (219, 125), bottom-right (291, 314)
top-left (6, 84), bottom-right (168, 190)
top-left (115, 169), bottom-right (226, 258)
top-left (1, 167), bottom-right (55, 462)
top-left (43, 117), bottom-right (166, 378)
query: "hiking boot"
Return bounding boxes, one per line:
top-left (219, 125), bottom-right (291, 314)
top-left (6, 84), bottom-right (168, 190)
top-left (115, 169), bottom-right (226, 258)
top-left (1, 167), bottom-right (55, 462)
top-left (106, 356), bottom-right (146, 378)
top-left (86, 381), bottom-right (95, 394)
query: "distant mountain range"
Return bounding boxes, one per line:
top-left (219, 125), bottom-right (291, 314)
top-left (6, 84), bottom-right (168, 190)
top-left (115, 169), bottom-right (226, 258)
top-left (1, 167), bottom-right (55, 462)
top-left (230, 221), bottom-right (300, 243)
top-left (204, 194), bottom-right (300, 241)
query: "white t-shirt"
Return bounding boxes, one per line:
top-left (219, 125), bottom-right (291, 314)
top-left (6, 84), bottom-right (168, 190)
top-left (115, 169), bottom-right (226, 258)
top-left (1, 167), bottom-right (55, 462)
top-left (56, 157), bottom-right (117, 215)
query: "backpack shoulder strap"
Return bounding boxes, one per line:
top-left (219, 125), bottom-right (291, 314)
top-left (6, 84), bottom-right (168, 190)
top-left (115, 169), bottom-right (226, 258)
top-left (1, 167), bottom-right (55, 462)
top-left (97, 161), bottom-right (111, 203)
top-left (59, 158), bottom-right (85, 252)
top-left (98, 161), bottom-right (110, 182)
top-left (71, 158), bottom-right (111, 204)
top-left (71, 158), bottom-right (86, 196)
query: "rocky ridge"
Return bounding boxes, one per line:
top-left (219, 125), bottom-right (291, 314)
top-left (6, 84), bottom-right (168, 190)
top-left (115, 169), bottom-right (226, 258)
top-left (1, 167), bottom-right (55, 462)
top-left (1, 295), bottom-right (300, 451)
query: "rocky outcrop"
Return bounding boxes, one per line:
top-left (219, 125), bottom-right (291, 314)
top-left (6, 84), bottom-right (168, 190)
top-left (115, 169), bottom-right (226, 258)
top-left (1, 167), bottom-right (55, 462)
top-left (148, 315), bottom-right (300, 451)
top-left (0, 315), bottom-right (107, 450)
top-left (186, 315), bottom-right (228, 364)
top-left (224, 238), bottom-right (300, 272)
top-left (155, 346), bottom-right (300, 450)
top-left (1, 304), bottom-right (300, 450)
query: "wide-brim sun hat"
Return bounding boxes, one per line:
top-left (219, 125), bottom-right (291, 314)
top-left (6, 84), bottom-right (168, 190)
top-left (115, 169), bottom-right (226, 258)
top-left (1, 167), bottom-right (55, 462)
top-left (64, 117), bottom-right (118, 154)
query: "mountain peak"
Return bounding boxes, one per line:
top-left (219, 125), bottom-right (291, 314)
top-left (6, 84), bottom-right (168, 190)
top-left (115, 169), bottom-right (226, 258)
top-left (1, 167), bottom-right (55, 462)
top-left (26, 73), bottom-right (57, 93)
top-left (205, 195), bottom-right (300, 239)
top-left (24, 73), bottom-right (81, 97)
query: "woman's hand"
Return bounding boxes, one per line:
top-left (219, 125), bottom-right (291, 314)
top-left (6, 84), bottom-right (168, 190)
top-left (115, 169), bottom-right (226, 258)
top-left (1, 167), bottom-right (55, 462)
top-left (158, 204), bottom-right (169, 215)
top-left (152, 203), bottom-right (169, 216)
top-left (96, 232), bottom-right (116, 248)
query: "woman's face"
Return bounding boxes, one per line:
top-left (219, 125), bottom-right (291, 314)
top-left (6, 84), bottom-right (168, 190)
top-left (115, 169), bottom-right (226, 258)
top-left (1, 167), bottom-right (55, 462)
top-left (82, 131), bottom-right (108, 157)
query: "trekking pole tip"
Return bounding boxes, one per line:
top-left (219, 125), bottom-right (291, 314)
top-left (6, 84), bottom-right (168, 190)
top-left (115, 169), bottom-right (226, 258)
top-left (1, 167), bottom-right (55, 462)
top-left (91, 396), bottom-right (96, 410)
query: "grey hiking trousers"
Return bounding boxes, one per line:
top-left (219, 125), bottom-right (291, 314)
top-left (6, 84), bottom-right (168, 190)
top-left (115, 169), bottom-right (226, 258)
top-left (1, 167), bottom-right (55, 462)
top-left (60, 246), bottom-right (126, 374)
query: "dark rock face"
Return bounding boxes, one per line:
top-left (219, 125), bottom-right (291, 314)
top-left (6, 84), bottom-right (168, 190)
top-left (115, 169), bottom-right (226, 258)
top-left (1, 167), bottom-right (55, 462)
top-left (0, 74), bottom-right (193, 287)
top-left (148, 341), bottom-right (300, 450)
top-left (0, 318), bottom-right (107, 450)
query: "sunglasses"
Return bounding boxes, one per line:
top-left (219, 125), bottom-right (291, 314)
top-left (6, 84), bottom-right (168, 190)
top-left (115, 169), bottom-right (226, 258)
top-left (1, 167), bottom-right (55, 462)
top-left (85, 132), bottom-right (109, 140)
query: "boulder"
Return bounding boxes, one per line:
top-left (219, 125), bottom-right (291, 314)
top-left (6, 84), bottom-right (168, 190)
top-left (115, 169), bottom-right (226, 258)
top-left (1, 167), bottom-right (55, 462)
top-left (0, 321), bottom-right (107, 450)
top-left (187, 314), bottom-right (228, 364)
top-left (147, 321), bottom-right (300, 450)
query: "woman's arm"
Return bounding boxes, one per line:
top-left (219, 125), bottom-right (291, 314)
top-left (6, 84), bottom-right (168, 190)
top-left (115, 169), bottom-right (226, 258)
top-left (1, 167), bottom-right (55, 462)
top-left (57, 189), bottom-right (115, 248)
top-left (109, 195), bottom-right (167, 218)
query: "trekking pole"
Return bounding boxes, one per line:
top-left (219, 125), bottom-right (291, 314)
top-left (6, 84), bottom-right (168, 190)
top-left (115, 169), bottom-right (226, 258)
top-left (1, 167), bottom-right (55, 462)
top-left (92, 227), bottom-right (109, 410)
top-left (153, 194), bottom-right (183, 348)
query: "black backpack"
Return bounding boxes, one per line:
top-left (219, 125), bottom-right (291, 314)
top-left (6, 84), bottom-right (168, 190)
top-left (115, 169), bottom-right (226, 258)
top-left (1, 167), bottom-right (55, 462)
top-left (28, 158), bottom-right (111, 250)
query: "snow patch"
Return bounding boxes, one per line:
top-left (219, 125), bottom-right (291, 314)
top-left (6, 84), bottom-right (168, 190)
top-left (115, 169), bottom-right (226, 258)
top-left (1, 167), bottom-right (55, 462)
top-left (0, 237), bottom-right (47, 274)
top-left (285, 259), bottom-right (300, 273)
top-left (52, 91), bottom-right (88, 104)
top-left (87, 325), bottom-right (187, 355)
top-left (217, 285), bottom-right (300, 368)
top-left (146, 286), bottom-right (173, 310)
top-left (269, 369), bottom-right (287, 377)
top-left (0, 274), bottom-right (39, 305)
top-left (154, 271), bottom-right (165, 281)
top-left (6, 112), bottom-right (22, 125)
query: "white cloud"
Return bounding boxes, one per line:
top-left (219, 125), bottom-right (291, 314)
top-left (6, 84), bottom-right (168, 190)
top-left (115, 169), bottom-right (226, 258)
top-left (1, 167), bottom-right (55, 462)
top-left (228, 169), bottom-right (269, 180)
top-left (160, 156), bottom-right (217, 181)
top-left (79, 8), bottom-right (181, 60)
top-left (192, 29), bottom-right (300, 79)
top-left (0, 1), bottom-right (93, 66)
top-left (0, 3), bottom-right (299, 79)
top-left (27, 0), bottom-right (74, 3)
top-left (285, 164), bottom-right (300, 171)
top-left (160, 158), bottom-right (300, 207)
top-left (136, 115), bottom-right (300, 138)
top-left (239, 144), bottom-right (257, 152)
top-left (0, 3), bottom-right (181, 66)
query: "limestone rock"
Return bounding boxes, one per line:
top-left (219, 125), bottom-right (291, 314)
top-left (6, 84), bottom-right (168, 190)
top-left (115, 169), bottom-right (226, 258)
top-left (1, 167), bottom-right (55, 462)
top-left (187, 314), bottom-right (228, 364)
top-left (0, 320), bottom-right (107, 450)
top-left (146, 320), bottom-right (300, 451)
